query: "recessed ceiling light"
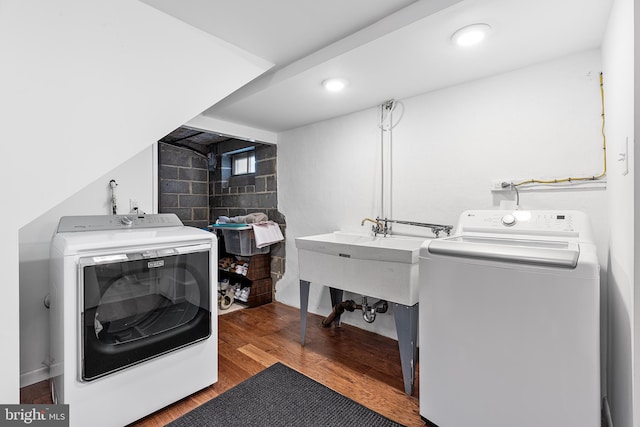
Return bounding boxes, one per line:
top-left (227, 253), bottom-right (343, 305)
top-left (322, 78), bottom-right (349, 92)
top-left (451, 23), bottom-right (492, 47)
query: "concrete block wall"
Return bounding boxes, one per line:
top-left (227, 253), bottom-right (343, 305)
top-left (158, 143), bottom-right (209, 229)
top-left (211, 142), bottom-right (286, 287)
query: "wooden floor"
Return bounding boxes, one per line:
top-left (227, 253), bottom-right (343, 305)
top-left (21, 302), bottom-right (422, 426)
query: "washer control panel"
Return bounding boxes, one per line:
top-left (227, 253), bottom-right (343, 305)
top-left (57, 214), bottom-right (184, 232)
top-left (456, 210), bottom-right (590, 240)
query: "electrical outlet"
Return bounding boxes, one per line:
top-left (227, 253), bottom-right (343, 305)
top-left (130, 199), bottom-right (139, 212)
top-left (491, 179), bottom-right (512, 192)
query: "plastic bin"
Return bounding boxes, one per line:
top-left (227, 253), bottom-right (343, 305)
top-left (212, 225), bottom-right (270, 256)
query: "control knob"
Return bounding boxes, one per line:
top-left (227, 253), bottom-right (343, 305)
top-left (120, 216), bottom-right (133, 226)
top-left (501, 214), bottom-right (516, 226)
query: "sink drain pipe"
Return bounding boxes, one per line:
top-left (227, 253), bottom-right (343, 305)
top-left (322, 300), bottom-right (361, 327)
top-left (362, 297), bottom-right (389, 323)
top-left (322, 297), bottom-right (388, 327)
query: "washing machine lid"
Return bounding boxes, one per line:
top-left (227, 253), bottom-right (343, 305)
top-left (427, 235), bottom-right (579, 268)
top-left (53, 214), bottom-right (215, 255)
top-left (57, 214), bottom-right (183, 232)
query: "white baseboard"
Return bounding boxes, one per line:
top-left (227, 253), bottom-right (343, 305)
top-left (20, 367), bottom-right (50, 388)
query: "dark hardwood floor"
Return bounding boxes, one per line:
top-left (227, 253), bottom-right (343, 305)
top-left (21, 302), bottom-right (422, 426)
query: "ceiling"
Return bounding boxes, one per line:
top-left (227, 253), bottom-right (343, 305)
top-left (142, 0), bottom-right (612, 135)
top-left (158, 126), bottom-right (268, 151)
top-left (159, 127), bottom-right (228, 149)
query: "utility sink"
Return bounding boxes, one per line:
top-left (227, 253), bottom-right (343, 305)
top-left (295, 231), bottom-right (423, 264)
top-left (296, 231), bottom-right (428, 395)
top-left (295, 231), bottom-right (428, 306)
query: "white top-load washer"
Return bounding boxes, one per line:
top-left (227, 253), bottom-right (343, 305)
top-left (419, 210), bottom-right (600, 427)
top-left (50, 214), bottom-right (217, 427)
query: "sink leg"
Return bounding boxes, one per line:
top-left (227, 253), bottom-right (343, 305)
top-left (329, 287), bottom-right (344, 327)
top-left (300, 280), bottom-right (310, 345)
top-left (394, 302), bottom-right (418, 396)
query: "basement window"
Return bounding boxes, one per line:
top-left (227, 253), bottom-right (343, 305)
top-left (231, 149), bottom-right (256, 176)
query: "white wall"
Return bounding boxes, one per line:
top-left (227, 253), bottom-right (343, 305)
top-left (0, 0), bottom-right (271, 402)
top-left (635, 0), bottom-right (639, 420)
top-left (602, 0), bottom-right (635, 425)
top-left (635, 1), bottom-right (640, 424)
top-left (277, 49), bottom-right (608, 341)
top-left (18, 146), bottom-right (155, 386)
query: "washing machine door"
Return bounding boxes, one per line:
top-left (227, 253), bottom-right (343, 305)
top-left (79, 243), bottom-right (212, 381)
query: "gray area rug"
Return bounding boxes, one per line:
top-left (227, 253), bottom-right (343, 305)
top-left (167, 362), bottom-right (405, 427)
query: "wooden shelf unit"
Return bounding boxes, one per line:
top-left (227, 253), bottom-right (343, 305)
top-left (219, 253), bottom-right (272, 308)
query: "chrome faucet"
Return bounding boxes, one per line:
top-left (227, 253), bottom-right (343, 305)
top-left (361, 217), bottom-right (386, 236)
top-left (362, 217), bottom-right (453, 237)
top-left (376, 217), bottom-right (453, 238)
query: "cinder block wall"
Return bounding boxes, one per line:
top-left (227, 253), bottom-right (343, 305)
top-left (211, 142), bottom-right (286, 287)
top-left (158, 143), bottom-right (209, 229)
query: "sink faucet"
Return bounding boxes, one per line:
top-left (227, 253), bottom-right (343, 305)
top-left (361, 217), bottom-right (386, 236)
top-left (375, 217), bottom-right (453, 238)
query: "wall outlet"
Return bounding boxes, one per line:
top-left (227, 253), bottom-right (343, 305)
top-left (129, 199), bottom-right (139, 212)
top-left (491, 179), bottom-right (512, 192)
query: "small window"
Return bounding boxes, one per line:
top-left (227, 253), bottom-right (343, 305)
top-left (232, 150), bottom-right (255, 175)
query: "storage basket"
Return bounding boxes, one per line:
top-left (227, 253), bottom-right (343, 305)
top-left (212, 224), bottom-right (270, 256)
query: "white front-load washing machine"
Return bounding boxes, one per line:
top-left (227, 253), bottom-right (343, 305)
top-left (419, 210), bottom-right (600, 427)
top-left (50, 214), bottom-right (217, 427)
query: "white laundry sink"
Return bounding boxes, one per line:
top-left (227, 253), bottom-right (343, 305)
top-left (295, 231), bottom-right (427, 305)
top-left (295, 231), bottom-right (423, 263)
